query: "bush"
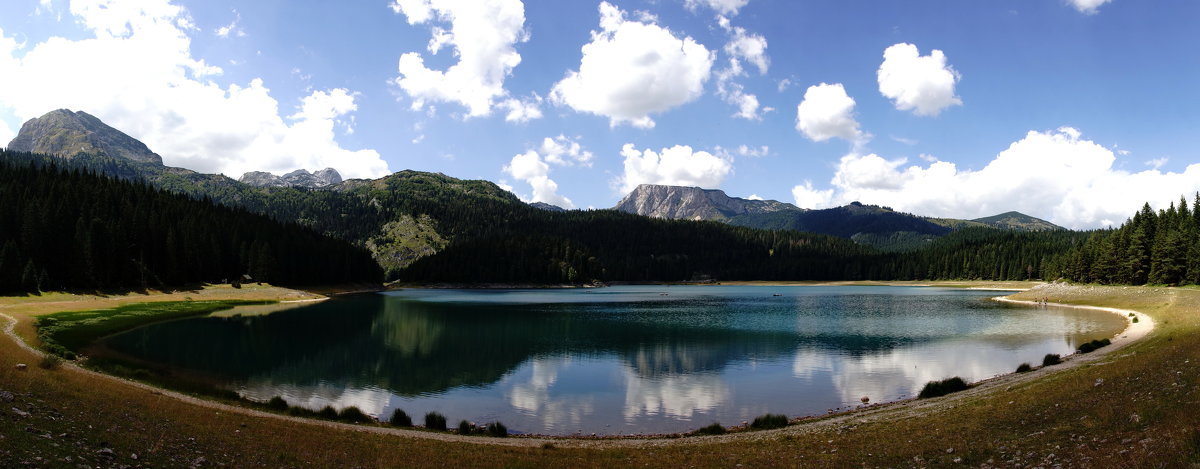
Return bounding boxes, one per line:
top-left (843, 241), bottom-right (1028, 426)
top-left (318, 406), bottom-right (339, 419)
top-left (267, 396), bottom-right (289, 411)
top-left (286, 406), bottom-right (317, 417)
top-left (486, 421), bottom-right (508, 437)
top-left (38, 354), bottom-right (62, 370)
top-left (458, 420), bottom-right (474, 434)
top-left (693, 423), bottom-right (726, 435)
top-left (424, 411), bottom-right (447, 431)
top-left (1015, 363), bottom-right (1032, 373)
top-left (389, 408), bottom-right (412, 427)
top-left (749, 414), bottom-right (788, 430)
top-left (1077, 338), bottom-right (1112, 354)
top-left (339, 406), bottom-right (372, 423)
top-left (1132, 316), bottom-right (1139, 323)
top-left (918, 377), bottom-right (970, 399)
top-left (1042, 353), bottom-right (1062, 366)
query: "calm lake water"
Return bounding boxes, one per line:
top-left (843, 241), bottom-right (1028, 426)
top-left (102, 286), bottom-right (1125, 435)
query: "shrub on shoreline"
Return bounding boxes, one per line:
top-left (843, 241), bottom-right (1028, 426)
top-left (267, 396), bottom-right (289, 411)
top-left (693, 423), bottom-right (726, 435)
top-left (486, 421), bottom-right (508, 437)
top-left (1077, 338), bottom-right (1111, 354)
top-left (1015, 363), bottom-right (1032, 373)
top-left (749, 414), bottom-right (788, 430)
top-left (390, 408), bottom-right (413, 427)
top-left (339, 406), bottom-right (372, 423)
top-left (918, 377), bottom-right (970, 399)
top-left (425, 411), bottom-right (447, 431)
top-left (1042, 353), bottom-right (1062, 366)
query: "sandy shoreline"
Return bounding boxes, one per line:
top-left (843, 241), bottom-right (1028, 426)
top-left (0, 282), bottom-right (1159, 449)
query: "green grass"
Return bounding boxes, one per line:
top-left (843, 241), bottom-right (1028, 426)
top-left (34, 300), bottom-right (272, 358)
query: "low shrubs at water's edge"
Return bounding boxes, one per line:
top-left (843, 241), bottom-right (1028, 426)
top-left (917, 377), bottom-right (970, 399)
top-left (1077, 338), bottom-right (1112, 354)
top-left (1015, 363), bottom-right (1033, 373)
top-left (425, 411), bottom-right (447, 431)
top-left (1042, 353), bottom-right (1062, 366)
top-left (390, 408), bottom-right (413, 427)
top-left (486, 421), bottom-right (508, 437)
top-left (749, 414), bottom-right (788, 430)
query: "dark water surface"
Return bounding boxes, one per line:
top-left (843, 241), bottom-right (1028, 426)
top-left (102, 285), bottom-right (1125, 435)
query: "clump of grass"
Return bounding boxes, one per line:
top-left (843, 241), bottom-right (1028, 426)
top-left (286, 406), bottom-right (317, 417)
top-left (1077, 338), bottom-right (1112, 354)
top-left (424, 411), bottom-right (447, 431)
top-left (458, 420), bottom-right (474, 434)
top-left (339, 406), bottom-right (372, 423)
top-left (267, 396), bottom-right (289, 411)
top-left (38, 354), bottom-right (63, 370)
top-left (318, 406), bottom-right (339, 420)
top-left (1042, 353), bottom-right (1062, 366)
top-left (485, 421), bottom-right (508, 437)
top-left (389, 408), bottom-right (412, 427)
top-left (1132, 316), bottom-right (1139, 323)
top-left (749, 414), bottom-right (788, 430)
top-left (692, 423), bottom-right (726, 435)
top-left (918, 377), bottom-right (970, 399)
top-left (1015, 363), bottom-right (1033, 373)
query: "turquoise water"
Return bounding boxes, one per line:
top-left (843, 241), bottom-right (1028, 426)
top-left (102, 285), bottom-right (1125, 435)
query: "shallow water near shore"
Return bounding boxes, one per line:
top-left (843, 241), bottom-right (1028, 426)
top-left (101, 285), bottom-right (1125, 435)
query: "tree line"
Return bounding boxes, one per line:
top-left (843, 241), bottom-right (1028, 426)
top-left (1051, 195), bottom-right (1200, 285)
top-left (0, 150), bottom-right (381, 294)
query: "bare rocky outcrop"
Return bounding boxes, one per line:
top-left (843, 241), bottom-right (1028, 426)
top-left (6, 109), bottom-right (164, 165)
top-left (239, 168), bottom-right (343, 189)
top-left (613, 184), bottom-right (798, 221)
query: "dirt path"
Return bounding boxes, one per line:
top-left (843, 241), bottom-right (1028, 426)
top-left (0, 284), bottom-right (1161, 451)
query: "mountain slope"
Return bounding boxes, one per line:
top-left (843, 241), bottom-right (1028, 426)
top-left (972, 211), bottom-right (1062, 231)
top-left (6, 109), bottom-right (164, 165)
top-left (614, 184), bottom-right (797, 221)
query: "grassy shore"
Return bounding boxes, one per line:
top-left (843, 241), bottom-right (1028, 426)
top-left (2, 282), bottom-right (1198, 467)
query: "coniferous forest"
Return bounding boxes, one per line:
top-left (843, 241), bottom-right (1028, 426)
top-left (0, 151), bottom-right (381, 294)
top-left (4, 147), bottom-right (1200, 293)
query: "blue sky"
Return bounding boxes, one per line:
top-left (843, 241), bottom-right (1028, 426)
top-left (1, 0), bottom-right (1198, 228)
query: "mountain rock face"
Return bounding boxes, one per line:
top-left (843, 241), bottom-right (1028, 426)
top-left (530, 202), bottom-right (566, 212)
top-left (239, 168), bottom-right (343, 189)
top-left (6, 109), bottom-right (164, 165)
top-left (614, 184), bottom-right (798, 221)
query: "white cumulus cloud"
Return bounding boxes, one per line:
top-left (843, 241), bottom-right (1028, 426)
top-left (504, 149), bottom-right (574, 208)
top-left (795, 83), bottom-right (862, 143)
top-left (539, 135), bottom-right (593, 167)
top-left (714, 16), bottom-right (768, 120)
top-left (617, 144), bottom-right (733, 193)
top-left (391, 0), bottom-right (536, 120)
top-left (877, 43), bottom-right (962, 117)
top-left (0, 1), bottom-right (388, 179)
top-left (1068, 0), bottom-right (1113, 15)
top-left (792, 127), bottom-right (1200, 229)
top-left (550, 2), bottom-right (714, 129)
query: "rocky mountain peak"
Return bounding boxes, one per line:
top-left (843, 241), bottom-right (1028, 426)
top-left (614, 184), bottom-right (799, 221)
top-left (6, 109), bottom-right (164, 165)
top-left (239, 168), bottom-right (343, 189)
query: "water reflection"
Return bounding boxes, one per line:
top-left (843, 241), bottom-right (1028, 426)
top-left (100, 286), bottom-right (1126, 435)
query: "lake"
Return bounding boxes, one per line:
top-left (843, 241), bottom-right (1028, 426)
top-left (101, 285), bottom-right (1126, 435)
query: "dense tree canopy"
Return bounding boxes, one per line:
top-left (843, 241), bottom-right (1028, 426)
top-left (0, 150), bottom-right (380, 294)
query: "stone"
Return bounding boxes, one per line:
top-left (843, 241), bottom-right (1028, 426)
top-left (0, 391), bottom-right (14, 402)
top-left (15, 363), bottom-right (27, 371)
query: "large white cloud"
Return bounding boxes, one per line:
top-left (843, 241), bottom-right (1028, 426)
top-left (792, 127), bottom-right (1200, 229)
top-left (0, 1), bottom-right (388, 179)
top-left (1068, 0), bottom-right (1113, 15)
top-left (550, 2), bottom-right (714, 128)
top-left (877, 43), bottom-right (962, 117)
top-left (795, 83), bottom-right (862, 143)
top-left (391, 0), bottom-right (537, 120)
top-left (617, 144), bottom-right (733, 193)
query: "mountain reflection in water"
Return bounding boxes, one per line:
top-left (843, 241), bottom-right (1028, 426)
top-left (102, 286), bottom-right (1125, 435)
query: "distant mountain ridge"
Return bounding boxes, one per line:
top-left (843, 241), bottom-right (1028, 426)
top-left (240, 168), bottom-right (343, 189)
top-left (6, 109), bottom-right (164, 165)
top-left (612, 184), bottom-right (1062, 250)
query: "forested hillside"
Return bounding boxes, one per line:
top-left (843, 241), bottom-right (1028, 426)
top-left (1055, 196), bottom-right (1200, 285)
top-left (0, 151), bottom-right (381, 294)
